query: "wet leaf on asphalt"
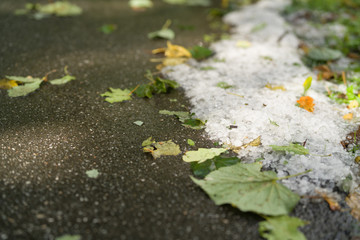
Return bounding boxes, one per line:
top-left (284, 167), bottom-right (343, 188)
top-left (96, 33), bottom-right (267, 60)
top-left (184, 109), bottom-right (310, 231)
top-left (86, 169), bottom-right (99, 179)
top-left (183, 148), bottom-right (227, 163)
top-left (55, 234), bottom-right (81, 240)
top-left (143, 139), bottom-right (181, 159)
top-left (190, 155), bottom-right (241, 178)
top-left (259, 215), bottom-right (307, 240)
top-left (191, 162), bottom-right (300, 215)
top-left (148, 20), bottom-right (175, 40)
top-left (101, 88), bottom-right (132, 103)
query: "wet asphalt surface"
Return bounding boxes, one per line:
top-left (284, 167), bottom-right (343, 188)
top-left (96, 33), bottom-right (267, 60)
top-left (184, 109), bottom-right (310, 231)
top-left (0, 0), bottom-right (359, 239)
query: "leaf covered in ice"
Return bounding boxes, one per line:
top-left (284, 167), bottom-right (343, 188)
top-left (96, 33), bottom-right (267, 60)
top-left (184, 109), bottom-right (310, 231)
top-left (270, 143), bottom-right (309, 155)
top-left (191, 162), bottom-right (300, 215)
top-left (183, 148), bottom-right (227, 163)
top-left (259, 215), bottom-right (307, 240)
top-left (101, 88), bottom-right (132, 103)
top-left (307, 47), bottom-right (342, 61)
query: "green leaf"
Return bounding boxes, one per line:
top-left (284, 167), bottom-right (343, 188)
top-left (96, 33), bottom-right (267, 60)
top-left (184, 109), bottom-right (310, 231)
top-left (216, 81), bottom-right (233, 89)
top-left (182, 118), bottom-right (205, 129)
top-left (148, 28), bottom-right (175, 40)
top-left (38, 2), bottom-right (82, 17)
top-left (191, 162), bottom-right (300, 215)
top-left (190, 155), bottom-right (241, 178)
top-left (8, 80), bottom-right (43, 97)
top-left (159, 110), bottom-right (191, 122)
top-left (190, 46), bottom-right (213, 61)
top-left (100, 24), bottom-right (117, 34)
top-left (129, 0), bottom-right (153, 8)
top-left (270, 143), bottom-right (309, 155)
top-left (307, 47), bottom-right (342, 61)
top-left (5, 75), bottom-right (42, 83)
top-left (86, 169), bottom-right (99, 179)
top-left (142, 137), bottom-right (155, 147)
top-left (134, 84), bottom-right (153, 98)
top-left (303, 76), bottom-right (312, 95)
top-left (50, 75), bottom-right (76, 85)
top-left (143, 140), bottom-right (181, 159)
top-left (183, 148), bottom-right (227, 163)
top-left (55, 235), bottom-right (81, 240)
top-left (259, 215), bottom-right (307, 240)
top-left (187, 139), bottom-right (195, 146)
top-left (101, 88), bottom-right (132, 103)
top-left (157, 77), bottom-right (179, 89)
top-left (134, 120), bottom-right (144, 126)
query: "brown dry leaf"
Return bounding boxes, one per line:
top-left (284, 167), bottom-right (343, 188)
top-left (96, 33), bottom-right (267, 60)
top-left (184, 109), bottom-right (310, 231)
top-left (265, 84), bottom-right (286, 91)
top-left (346, 191), bottom-right (360, 221)
top-left (0, 79), bottom-right (18, 89)
top-left (316, 189), bottom-right (341, 211)
top-left (343, 113), bottom-right (354, 120)
top-left (297, 96), bottom-right (315, 112)
top-left (315, 65), bottom-right (335, 80)
top-left (348, 53), bottom-right (360, 59)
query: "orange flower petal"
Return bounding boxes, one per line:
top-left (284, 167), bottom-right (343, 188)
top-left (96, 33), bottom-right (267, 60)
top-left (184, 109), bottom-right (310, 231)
top-left (296, 96), bottom-right (315, 112)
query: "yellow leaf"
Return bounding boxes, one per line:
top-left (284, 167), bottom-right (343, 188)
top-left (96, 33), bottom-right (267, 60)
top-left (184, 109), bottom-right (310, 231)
top-left (316, 190), bottom-right (341, 211)
top-left (265, 84), bottom-right (286, 91)
top-left (152, 47), bottom-right (166, 55)
top-left (303, 76), bottom-right (312, 95)
top-left (296, 96), bottom-right (315, 112)
top-left (229, 136), bottom-right (261, 153)
top-left (0, 79), bottom-right (18, 89)
top-left (165, 41), bottom-right (191, 58)
top-left (348, 100), bottom-right (359, 109)
top-left (343, 113), bottom-right (353, 120)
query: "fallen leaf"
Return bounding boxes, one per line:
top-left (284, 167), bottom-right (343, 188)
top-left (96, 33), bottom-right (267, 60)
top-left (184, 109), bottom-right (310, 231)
top-left (307, 47), bottom-right (342, 61)
top-left (315, 189), bottom-right (341, 211)
top-left (190, 155), bottom-right (241, 178)
top-left (348, 100), bottom-right (359, 109)
top-left (187, 139), bottom-right (195, 146)
top-left (296, 96), bottom-right (315, 112)
top-left (165, 41), bottom-right (192, 58)
top-left (189, 46), bottom-right (213, 61)
top-left (251, 22), bottom-right (267, 32)
top-left (159, 110), bottom-right (205, 129)
top-left (183, 148), bottom-right (227, 163)
top-left (259, 215), bottom-right (307, 240)
top-left (129, 0), bottom-right (153, 9)
top-left (148, 20), bottom-right (175, 40)
top-left (39, 2), bottom-right (82, 17)
top-left (191, 162), bottom-right (300, 215)
top-left (55, 235), bottom-right (81, 240)
top-left (343, 113), bottom-right (353, 120)
top-left (217, 82), bottom-right (234, 89)
top-left (303, 76), bottom-right (312, 96)
top-left (142, 137), bottom-right (155, 147)
top-left (101, 88), bottom-right (132, 103)
top-left (265, 84), bottom-right (286, 91)
top-left (270, 143), bottom-right (309, 155)
top-left (99, 24), bottom-right (117, 34)
top-left (143, 140), bottom-right (181, 159)
top-left (134, 120), bottom-right (144, 126)
top-left (86, 169), bottom-right (99, 179)
top-left (346, 191), bottom-right (360, 221)
top-left (0, 79), bottom-right (18, 89)
top-left (230, 136), bottom-right (262, 153)
top-left (8, 80), bottom-right (43, 97)
top-left (49, 75), bottom-right (76, 85)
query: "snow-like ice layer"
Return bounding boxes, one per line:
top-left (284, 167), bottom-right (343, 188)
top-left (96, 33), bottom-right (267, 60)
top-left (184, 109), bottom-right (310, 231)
top-left (164, 0), bottom-right (359, 195)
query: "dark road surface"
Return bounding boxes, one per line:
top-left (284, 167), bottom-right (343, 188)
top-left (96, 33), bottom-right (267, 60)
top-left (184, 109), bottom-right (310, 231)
top-left (0, 1), bottom-right (358, 239)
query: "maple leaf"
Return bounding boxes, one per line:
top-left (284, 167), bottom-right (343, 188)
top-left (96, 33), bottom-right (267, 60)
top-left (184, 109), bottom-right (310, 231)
top-left (191, 162), bottom-right (300, 216)
top-left (296, 96), bottom-right (315, 112)
top-left (100, 88), bottom-right (132, 103)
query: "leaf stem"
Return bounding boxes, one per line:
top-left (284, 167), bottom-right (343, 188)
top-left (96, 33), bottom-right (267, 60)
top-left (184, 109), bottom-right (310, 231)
top-left (162, 19), bottom-right (172, 30)
top-left (129, 84), bottom-right (140, 95)
top-left (277, 169), bottom-right (312, 181)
